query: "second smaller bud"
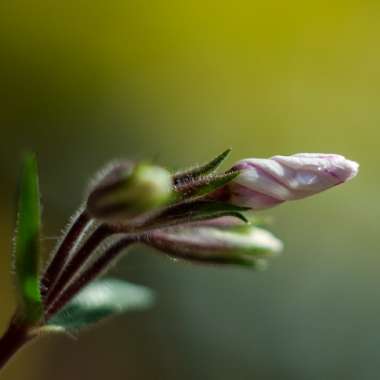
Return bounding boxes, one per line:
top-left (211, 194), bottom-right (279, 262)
top-left (87, 162), bottom-right (173, 222)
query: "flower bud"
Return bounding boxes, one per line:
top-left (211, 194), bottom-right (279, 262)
top-left (224, 153), bottom-right (359, 210)
top-left (87, 162), bottom-right (173, 221)
top-left (147, 224), bottom-right (283, 267)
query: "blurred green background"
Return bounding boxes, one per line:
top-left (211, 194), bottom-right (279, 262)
top-left (0, 1), bottom-right (377, 379)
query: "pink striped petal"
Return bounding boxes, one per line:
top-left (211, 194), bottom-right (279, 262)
top-left (226, 153), bottom-right (359, 209)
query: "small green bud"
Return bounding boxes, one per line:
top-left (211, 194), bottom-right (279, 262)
top-left (129, 164), bottom-right (173, 211)
top-left (87, 162), bottom-right (173, 222)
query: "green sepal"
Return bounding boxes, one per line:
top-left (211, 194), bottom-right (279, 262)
top-left (14, 153), bottom-right (43, 323)
top-left (47, 279), bottom-right (154, 332)
top-left (141, 200), bottom-right (249, 231)
top-left (173, 149), bottom-right (231, 185)
top-left (174, 171), bottom-right (239, 201)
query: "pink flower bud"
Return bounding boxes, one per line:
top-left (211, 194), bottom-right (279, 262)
top-left (227, 153), bottom-right (359, 210)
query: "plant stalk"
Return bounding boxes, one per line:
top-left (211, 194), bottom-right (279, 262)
top-left (0, 321), bottom-right (34, 371)
top-left (45, 237), bottom-right (136, 320)
top-left (44, 224), bottom-right (113, 308)
top-left (41, 209), bottom-right (91, 300)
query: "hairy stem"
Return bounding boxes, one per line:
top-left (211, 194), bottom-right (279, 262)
top-left (41, 209), bottom-right (91, 300)
top-left (44, 225), bottom-right (113, 309)
top-left (46, 237), bottom-right (136, 320)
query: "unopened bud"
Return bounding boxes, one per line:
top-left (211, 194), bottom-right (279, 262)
top-left (224, 153), bottom-right (359, 210)
top-left (147, 224), bottom-right (283, 267)
top-left (87, 162), bottom-right (173, 221)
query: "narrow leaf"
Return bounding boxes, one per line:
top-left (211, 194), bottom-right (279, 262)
top-left (173, 149), bottom-right (231, 185)
top-left (174, 171), bottom-right (239, 201)
top-left (14, 153), bottom-right (43, 322)
top-left (48, 279), bottom-right (154, 331)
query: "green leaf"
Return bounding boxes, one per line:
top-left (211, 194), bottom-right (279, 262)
top-left (174, 171), bottom-right (240, 201)
top-left (48, 279), bottom-right (154, 332)
top-left (14, 153), bottom-right (43, 323)
top-left (173, 149), bottom-right (231, 184)
top-left (141, 200), bottom-right (249, 231)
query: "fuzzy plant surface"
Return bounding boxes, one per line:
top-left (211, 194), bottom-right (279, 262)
top-left (0, 149), bottom-right (359, 371)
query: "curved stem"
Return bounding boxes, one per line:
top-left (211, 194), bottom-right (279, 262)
top-left (41, 209), bottom-right (91, 300)
top-left (45, 225), bottom-right (113, 309)
top-left (46, 237), bottom-right (136, 320)
top-left (0, 321), bottom-right (34, 371)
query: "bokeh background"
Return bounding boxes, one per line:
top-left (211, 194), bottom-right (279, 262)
top-left (0, 1), bottom-right (378, 379)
